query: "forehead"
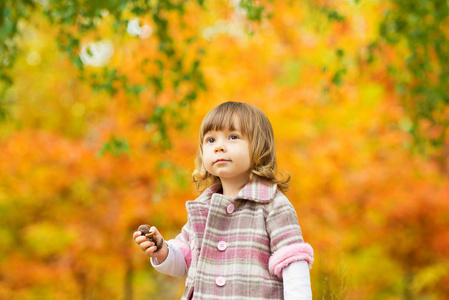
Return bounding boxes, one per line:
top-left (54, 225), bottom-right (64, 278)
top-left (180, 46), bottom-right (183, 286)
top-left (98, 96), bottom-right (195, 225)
top-left (201, 114), bottom-right (242, 135)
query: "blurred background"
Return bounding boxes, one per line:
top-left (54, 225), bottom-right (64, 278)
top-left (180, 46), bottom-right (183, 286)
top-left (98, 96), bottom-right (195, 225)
top-left (1, 0), bottom-right (449, 299)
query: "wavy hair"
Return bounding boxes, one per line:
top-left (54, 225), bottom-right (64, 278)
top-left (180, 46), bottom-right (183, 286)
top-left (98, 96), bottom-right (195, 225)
top-left (192, 101), bottom-right (291, 193)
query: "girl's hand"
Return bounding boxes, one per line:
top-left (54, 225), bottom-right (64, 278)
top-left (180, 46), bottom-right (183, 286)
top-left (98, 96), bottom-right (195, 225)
top-left (133, 226), bottom-right (169, 263)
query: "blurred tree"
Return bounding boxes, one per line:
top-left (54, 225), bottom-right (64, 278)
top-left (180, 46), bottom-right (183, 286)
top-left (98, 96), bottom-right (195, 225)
top-left (0, 0), bottom-right (270, 148)
top-left (1, 0), bottom-right (208, 147)
top-left (1, 1), bottom-right (449, 299)
top-left (0, 1), bottom-right (275, 299)
top-left (378, 0), bottom-right (449, 169)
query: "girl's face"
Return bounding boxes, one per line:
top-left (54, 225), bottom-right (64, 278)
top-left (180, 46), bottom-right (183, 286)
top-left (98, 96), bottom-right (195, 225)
top-left (201, 119), bottom-right (251, 186)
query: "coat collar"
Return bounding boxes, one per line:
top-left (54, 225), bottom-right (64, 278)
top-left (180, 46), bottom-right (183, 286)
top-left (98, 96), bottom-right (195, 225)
top-left (202, 179), bottom-right (278, 203)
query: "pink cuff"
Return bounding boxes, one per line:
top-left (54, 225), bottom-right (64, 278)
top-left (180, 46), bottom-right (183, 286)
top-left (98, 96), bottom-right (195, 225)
top-left (268, 243), bottom-right (314, 278)
top-left (171, 239), bottom-right (192, 268)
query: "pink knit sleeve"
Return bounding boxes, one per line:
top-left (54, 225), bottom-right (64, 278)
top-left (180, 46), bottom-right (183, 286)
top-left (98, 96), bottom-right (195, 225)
top-left (268, 243), bottom-right (314, 278)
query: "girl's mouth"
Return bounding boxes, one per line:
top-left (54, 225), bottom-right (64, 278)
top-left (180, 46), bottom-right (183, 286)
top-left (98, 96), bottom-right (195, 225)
top-left (214, 159), bottom-right (230, 164)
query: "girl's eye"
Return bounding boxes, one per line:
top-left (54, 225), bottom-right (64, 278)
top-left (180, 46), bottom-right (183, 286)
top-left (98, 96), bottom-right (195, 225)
top-left (229, 134), bottom-right (239, 140)
top-left (206, 137), bottom-right (215, 143)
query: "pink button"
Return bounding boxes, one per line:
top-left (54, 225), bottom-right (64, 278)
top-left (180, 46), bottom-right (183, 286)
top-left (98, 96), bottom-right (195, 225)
top-left (215, 276), bottom-right (226, 287)
top-left (190, 240), bottom-right (195, 250)
top-left (217, 241), bottom-right (227, 251)
top-left (226, 203), bottom-right (235, 214)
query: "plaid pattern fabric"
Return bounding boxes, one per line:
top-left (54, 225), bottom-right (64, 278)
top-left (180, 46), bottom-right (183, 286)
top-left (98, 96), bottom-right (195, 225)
top-left (173, 180), bottom-right (313, 300)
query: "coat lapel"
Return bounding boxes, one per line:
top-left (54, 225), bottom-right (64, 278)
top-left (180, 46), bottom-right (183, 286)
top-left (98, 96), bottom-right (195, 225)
top-left (233, 179), bottom-right (278, 203)
top-left (186, 180), bottom-right (277, 237)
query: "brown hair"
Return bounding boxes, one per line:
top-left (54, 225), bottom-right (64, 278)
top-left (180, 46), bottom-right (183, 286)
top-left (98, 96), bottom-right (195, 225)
top-left (192, 101), bottom-right (291, 193)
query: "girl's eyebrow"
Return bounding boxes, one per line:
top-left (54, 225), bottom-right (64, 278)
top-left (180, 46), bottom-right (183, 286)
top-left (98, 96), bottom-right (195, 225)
top-left (228, 128), bottom-right (243, 134)
top-left (203, 128), bottom-right (243, 136)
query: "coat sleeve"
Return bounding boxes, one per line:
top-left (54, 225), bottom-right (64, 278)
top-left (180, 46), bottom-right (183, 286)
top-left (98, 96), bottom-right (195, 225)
top-left (170, 221), bottom-right (193, 269)
top-left (266, 194), bottom-right (314, 278)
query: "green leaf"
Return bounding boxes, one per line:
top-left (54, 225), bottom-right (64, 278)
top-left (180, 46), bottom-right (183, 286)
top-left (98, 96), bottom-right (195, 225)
top-left (97, 136), bottom-right (130, 157)
top-left (325, 9), bottom-right (345, 22)
top-left (332, 68), bottom-right (346, 86)
top-left (239, 0), bottom-right (265, 22)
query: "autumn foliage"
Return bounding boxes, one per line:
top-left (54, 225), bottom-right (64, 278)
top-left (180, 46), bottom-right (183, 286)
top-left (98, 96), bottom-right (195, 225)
top-left (1, 0), bottom-right (449, 299)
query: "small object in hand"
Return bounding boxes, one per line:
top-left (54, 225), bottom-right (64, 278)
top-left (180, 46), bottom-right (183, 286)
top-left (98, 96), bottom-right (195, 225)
top-left (138, 224), bottom-right (163, 252)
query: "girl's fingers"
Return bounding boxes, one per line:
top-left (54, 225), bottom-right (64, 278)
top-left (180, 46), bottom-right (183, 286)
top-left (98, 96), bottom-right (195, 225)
top-left (135, 236), bottom-right (148, 244)
top-left (140, 240), bottom-right (155, 252)
top-left (145, 245), bottom-right (158, 256)
top-left (133, 226), bottom-right (163, 257)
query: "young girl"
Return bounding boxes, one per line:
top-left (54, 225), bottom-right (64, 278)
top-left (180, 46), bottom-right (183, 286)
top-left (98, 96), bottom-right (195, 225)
top-left (134, 101), bottom-right (314, 299)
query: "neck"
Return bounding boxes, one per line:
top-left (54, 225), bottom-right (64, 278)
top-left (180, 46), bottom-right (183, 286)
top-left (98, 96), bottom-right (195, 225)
top-left (220, 175), bottom-right (250, 197)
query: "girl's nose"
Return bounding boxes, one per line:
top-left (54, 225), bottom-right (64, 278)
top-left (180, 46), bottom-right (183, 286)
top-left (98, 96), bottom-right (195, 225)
top-left (214, 142), bottom-right (225, 153)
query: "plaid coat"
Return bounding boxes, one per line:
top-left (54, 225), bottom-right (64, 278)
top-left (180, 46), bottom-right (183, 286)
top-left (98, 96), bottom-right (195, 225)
top-left (171, 180), bottom-right (314, 300)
